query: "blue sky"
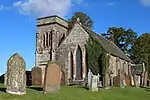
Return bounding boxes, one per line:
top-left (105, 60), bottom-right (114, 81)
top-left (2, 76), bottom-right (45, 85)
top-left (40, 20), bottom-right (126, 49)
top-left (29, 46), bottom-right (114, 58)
top-left (0, 0), bottom-right (150, 75)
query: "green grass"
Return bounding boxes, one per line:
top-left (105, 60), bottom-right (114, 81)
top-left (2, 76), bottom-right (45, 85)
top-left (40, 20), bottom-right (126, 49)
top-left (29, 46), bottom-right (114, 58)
top-left (0, 84), bottom-right (150, 100)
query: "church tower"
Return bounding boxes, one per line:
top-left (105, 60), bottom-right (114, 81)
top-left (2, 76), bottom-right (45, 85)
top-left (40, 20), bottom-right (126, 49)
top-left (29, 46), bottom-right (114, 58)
top-left (35, 15), bottom-right (68, 72)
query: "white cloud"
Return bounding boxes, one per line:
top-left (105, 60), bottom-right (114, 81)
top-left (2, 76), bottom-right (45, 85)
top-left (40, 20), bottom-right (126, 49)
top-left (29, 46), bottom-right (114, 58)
top-left (13, 0), bottom-right (72, 17)
top-left (140, 0), bottom-right (150, 6)
top-left (0, 5), bottom-right (4, 11)
top-left (0, 4), bottom-right (11, 11)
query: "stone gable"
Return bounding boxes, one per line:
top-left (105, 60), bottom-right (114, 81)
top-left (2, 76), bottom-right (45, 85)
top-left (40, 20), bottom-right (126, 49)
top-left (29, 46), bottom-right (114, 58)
top-left (55, 22), bottom-right (89, 84)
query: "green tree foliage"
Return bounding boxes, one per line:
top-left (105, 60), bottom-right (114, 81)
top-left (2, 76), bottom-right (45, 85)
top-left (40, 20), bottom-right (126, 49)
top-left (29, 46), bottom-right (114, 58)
top-left (131, 33), bottom-right (150, 72)
top-left (86, 38), bottom-right (109, 76)
top-left (102, 27), bottom-right (137, 55)
top-left (68, 12), bottom-right (94, 29)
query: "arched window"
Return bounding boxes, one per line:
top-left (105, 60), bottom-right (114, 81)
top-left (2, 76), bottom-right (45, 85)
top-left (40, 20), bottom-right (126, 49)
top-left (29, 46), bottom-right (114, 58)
top-left (49, 31), bottom-right (53, 50)
top-left (76, 46), bottom-right (82, 79)
top-left (70, 52), bottom-right (74, 79)
top-left (46, 32), bottom-right (49, 47)
top-left (43, 34), bottom-right (45, 48)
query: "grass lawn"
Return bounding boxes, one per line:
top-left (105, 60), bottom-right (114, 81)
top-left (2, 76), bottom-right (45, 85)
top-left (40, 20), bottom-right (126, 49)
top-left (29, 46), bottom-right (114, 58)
top-left (0, 84), bottom-right (150, 100)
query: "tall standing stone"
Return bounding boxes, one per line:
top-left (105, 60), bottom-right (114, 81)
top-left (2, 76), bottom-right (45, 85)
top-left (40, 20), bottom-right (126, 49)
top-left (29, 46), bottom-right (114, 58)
top-left (143, 71), bottom-right (148, 87)
top-left (43, 62), bottom-right (61, 93)
top-left (90, 75), bottom-right (99, 92)
top-left (88, 69), bottom-right (92, 87)
top-left (32, 67), bottom-right (42, 85)
top-left (119, 69), bottom-right (126, 88)
top-left (6, 53), bottom-right (26, 95)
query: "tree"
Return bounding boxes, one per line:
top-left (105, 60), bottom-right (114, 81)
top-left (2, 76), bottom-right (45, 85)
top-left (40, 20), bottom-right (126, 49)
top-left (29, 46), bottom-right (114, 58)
top-left (131, 33), bottom-right (150, 72)
top-left (68, 12), bottom-right (94, 29)
top-left (101, 27), bottom-right (137, 55)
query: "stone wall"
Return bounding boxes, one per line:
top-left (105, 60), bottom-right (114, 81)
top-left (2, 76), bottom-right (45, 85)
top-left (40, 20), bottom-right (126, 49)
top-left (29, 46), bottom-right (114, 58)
top-left (56, 23), bottom-right (89, 84)
top-left (108, 55), bottom-right (133, 86)
top-left (36, 16), bottom-right (69, 84)
top-left (36, 23), bottom-right (68, 66)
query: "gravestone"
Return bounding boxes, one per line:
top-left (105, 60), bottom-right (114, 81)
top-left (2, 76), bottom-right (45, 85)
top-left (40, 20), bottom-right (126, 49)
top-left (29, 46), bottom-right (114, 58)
top-left (88, 69), bottom-right (92, 87)
top-left (143, 71), bottom-right (148, 87)
top-left (6, 53), bottom-right (26, 95)
top-left (113, 75), bottom-right (120, 87)
top-left (97, 74), bottom-right (101, 87)
top-left (91, 75), bottom-right (98, 92)
top-left (43, 62), bottom-right (61, 93)
top-left (125, 75), bottom-right (131, 86)
top-left (134, 74), bottom-right (140, 88)
top-left (119, 70), bottom-right (126, 88)
top-left (32, 67), bottom-right (42, 85)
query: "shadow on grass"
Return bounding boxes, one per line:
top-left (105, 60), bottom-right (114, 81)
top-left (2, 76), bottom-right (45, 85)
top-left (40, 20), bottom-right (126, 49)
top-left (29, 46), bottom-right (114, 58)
top-left (28, 86), bottom-right (43, 91)
top-left (74, 86), bottom-right (89, 90)
top-left (144, 87), bottom-right (150, 91)
top-left (0, 87), bottom-right (6, 93)
top-left (140, 86), bottom-right (150, 92)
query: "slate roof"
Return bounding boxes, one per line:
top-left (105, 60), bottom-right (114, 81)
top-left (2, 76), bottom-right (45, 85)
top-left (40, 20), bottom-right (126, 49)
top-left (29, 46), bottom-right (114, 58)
top-left (82, 26), bottom-right (133, 63)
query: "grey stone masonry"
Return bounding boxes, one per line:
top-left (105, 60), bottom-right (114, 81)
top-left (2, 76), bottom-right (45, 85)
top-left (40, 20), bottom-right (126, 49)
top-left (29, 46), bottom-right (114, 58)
top-left (6, 53), bottom-right (26, 95)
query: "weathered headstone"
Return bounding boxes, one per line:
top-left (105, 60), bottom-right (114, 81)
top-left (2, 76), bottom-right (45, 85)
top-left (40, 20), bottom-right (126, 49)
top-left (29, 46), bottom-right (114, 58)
top-left (143, 71), bottom-right (148, 87)
top-left (113, 75), bottom-right (120, 87)
top-left (119, 69), bottom-right (126, 88)
top-left (91, 75), bottom-right (98, 92)
top-left (6, 53), bottom-right (26, 95)
top-left (32, 67), bottom-right (42, 85)
top-left (125, 75), bottom-right (131, 86)
top-left (88, 69), bottom-right (92, 87)
top-left (134, 74), bottom-right (140, 88)
top-left (113, 69), bottom-right (126, 88)
top-left (98, 81), bottom-right (103, 88)
top-left (43, 62), bottom-right (61, 93)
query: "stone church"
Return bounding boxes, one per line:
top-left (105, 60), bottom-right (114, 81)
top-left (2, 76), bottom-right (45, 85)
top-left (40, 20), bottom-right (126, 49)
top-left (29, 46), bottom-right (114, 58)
top-left (35, 15), bottom-right (134, 86)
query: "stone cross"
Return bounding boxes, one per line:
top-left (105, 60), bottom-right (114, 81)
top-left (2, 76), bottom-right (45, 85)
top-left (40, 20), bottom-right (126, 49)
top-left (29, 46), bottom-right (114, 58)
top-left (6, 53), bottom-right (26, 95)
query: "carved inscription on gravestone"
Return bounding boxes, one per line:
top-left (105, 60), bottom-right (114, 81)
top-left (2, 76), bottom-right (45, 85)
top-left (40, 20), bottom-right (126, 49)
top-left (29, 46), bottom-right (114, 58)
top-left (43, 62), bottom-right (61, 93)
top-left (6, 53), bottom-right (26, 95)
top-left (32, 67), bottom-right (42, 85)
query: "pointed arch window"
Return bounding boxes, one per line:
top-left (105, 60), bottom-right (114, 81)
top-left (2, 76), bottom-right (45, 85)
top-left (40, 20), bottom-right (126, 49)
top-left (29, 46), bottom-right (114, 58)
top-left (46, 32), bottom-right (49, 47)
top-left (43, 34), bottom-right (45, 48)
top-left (76, 46), bottom-right (83, 79)
top-left (70, 52), bottom-right (74, 79)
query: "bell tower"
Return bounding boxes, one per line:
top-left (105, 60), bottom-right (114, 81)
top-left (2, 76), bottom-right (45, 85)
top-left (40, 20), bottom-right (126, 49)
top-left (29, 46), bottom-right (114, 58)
top-left (36, 15), bottom-right (69, 68)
